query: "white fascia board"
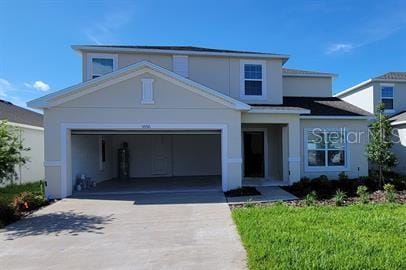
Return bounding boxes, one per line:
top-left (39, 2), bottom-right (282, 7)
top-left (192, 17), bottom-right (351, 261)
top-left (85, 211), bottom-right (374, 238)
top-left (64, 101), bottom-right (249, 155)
top-left (282, 73), bottom-right (336, 78)
top-left (300, 115), bottom-right (374, 120)
top-left (7, 122), bottom-right (44, 131)
top-left (391, 120), bottom-right (406, 126)
top-left (334, 79), bottom-right (373, 97)
top-left (248, 108), bottom-right (310, 114)
top-left (71, 45), bottom-right (290, 62)
top-left (28, 60), bottom-right (250, 111)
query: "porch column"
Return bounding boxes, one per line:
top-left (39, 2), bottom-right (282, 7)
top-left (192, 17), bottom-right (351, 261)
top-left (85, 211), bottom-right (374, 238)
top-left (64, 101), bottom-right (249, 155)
top-left (288, 119), bottom-right (301, 183)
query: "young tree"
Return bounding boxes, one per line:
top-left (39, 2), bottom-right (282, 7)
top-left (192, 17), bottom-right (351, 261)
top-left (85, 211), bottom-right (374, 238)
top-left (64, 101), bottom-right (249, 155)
top-left (366, 103), bottom-right (397, 188)
top-left (0, 120), bottom-right (30, 183)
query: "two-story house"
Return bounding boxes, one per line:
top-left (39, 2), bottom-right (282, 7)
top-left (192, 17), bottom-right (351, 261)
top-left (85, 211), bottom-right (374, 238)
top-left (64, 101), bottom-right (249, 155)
top-left (335, 72), bottom-right (406, 174)
top-left (29, 45), bottom-right (371, 199)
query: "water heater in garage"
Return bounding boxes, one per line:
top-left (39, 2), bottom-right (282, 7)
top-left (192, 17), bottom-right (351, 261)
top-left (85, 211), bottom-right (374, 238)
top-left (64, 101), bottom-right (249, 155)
top-left (118, 142), bottom-right (130, 179)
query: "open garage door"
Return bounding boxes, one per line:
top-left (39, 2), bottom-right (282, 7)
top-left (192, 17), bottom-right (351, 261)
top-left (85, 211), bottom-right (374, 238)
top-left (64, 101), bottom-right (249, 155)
top-left (70, 130), bottom-right (222, 194)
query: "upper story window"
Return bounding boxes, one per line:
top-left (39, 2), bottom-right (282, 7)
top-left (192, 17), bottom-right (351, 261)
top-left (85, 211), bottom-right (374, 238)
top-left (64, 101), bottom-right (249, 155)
top-left (381, 84), bottom-right (394, 112)
top-left (240, 60), bottom-right (266, 100)
top-left (87, 53), bottom-right (118, 80)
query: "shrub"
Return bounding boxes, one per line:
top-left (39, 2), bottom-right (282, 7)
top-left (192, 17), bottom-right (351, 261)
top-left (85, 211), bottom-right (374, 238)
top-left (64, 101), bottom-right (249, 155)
top-left (334, 190), bottom-right (346, 206)
top-left (318, 175), bottom-right (329, 182)
top-left (0, 201), bottom-right (19, 227)
top-left (356, 185), bottom-right (369, 204)
top-left (304, 191), bottom-right (317, 206)
top-left (383, 184), bottom-right (397, 203)
top-left (338, 171), bottom-right (349, 181)
top-left (12, 192), bottom-right (46, 212)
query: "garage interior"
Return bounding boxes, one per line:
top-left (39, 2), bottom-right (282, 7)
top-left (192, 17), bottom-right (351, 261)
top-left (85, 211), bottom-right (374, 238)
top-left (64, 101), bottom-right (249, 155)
top-left (71, 130), bottom-right (222, 193)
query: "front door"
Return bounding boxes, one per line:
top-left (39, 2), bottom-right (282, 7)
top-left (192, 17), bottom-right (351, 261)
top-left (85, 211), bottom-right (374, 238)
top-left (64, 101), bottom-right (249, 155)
top-left (243, 131), bottom-right (265, 177)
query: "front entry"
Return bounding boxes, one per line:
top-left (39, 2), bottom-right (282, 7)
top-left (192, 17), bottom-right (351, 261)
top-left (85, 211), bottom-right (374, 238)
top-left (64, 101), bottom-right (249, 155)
top-left (243, 131), bottom-right (265, 177)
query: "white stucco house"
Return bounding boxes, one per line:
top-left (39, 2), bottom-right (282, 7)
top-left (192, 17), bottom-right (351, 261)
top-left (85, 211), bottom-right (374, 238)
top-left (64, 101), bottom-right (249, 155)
top-left (335, 72), bottom-right (406, 174)
top-left (28, 45), bottom-right (372, 199)
top-left (0, 99), bottom-right (44, 184)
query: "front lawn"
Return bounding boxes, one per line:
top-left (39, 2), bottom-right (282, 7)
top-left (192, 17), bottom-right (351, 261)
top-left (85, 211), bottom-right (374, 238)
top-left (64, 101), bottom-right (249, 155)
top-left (233, 204), bottom-right (406, 270)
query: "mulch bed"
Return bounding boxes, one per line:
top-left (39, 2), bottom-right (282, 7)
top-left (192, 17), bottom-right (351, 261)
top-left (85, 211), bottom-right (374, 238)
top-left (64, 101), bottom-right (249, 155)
top-left (230, 191), bottom-right (405, 208)
top-left (224, 186), bottom-right (261, 197)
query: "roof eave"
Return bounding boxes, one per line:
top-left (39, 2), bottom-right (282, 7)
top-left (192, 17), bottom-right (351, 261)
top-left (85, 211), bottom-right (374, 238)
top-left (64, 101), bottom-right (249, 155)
top-left (334, 79), bottom-right (373, 97)
top-left (300, 115), bottom-right (374, 120)
top-left (71, 45), bottom-right (290, 62)
top-left (283, 73), bottom-right (336, 79)
top-left (247, 108), bottom-right (311, 114)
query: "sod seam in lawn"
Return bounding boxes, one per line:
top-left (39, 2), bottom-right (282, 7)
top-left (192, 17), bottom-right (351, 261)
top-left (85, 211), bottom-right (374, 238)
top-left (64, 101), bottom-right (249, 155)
top-left (232, 204), bottom-right (406, 270)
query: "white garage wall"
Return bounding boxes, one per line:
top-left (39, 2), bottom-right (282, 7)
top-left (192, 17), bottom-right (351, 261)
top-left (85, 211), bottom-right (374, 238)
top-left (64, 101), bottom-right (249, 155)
top-left (172, 134), bottom-right (221, 176)
top-left (71, 135), bottom-right (113, 185)
top-left (109, 134), bottom-right (221, 178)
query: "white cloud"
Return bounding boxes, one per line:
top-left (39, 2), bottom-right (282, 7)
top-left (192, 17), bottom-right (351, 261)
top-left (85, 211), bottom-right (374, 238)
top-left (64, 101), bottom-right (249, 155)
top-left (0, 78), bottom-right (12, 97)
top-left (326, 43), bottom-right (354, 54)
top-left (24, 80), bottom-right (50, 92)
top-left (84, 9), bottom-right (134, 44)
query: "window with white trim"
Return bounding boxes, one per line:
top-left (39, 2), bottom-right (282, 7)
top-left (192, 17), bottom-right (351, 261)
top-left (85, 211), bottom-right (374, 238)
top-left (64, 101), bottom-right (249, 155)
top-left (381, 85), bottom-right (394, 111)
top-left (305, 129), bottom-right (347, 171)
top-left (87, 53), bottom-right (117, 80)
top-left (240, 60), bottom-right (266, 99)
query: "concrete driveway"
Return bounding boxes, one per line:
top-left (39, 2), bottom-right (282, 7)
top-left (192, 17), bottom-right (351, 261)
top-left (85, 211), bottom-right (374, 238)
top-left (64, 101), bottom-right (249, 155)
top-left (0, 191), bottom-right (246, 270)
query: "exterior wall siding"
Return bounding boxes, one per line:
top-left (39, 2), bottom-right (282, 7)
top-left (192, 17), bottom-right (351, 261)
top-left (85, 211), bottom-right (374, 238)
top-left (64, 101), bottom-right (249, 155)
top-left (300, 119), bottom-right (369, 180)
top-left (283, 76), bottom-right (332, 97)
top-left (392, 124), bottom-right (406, 174)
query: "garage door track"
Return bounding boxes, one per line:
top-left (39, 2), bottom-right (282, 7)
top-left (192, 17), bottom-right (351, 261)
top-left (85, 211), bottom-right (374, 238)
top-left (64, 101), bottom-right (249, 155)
top-left (0, 191), bottom-right (246, 270)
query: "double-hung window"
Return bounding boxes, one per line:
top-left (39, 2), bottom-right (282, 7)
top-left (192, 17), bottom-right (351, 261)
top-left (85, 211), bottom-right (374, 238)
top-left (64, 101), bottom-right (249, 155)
top-left (381, 84), bottom-right (394, 112)
top-left (305, 129), bottom-right (348, 171)
top-left (240, 60), bottom-right (266, 99)
top-left (87, 53), bottom-right (118, 80)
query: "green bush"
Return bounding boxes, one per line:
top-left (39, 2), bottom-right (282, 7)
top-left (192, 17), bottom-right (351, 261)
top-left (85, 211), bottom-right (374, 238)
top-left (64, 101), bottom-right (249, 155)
top-left (338, 171), bottom-right (349, 181)
top-left (383, 184), bottom-right (397, 203)
top-left (12, 191), bottom-right (46, 212)
top-left (334, 189), bottom-right (346, 206)
top-left (356, 185), bottom-right (369, 204)
top-left (304, 191), bottom-right (317, 206)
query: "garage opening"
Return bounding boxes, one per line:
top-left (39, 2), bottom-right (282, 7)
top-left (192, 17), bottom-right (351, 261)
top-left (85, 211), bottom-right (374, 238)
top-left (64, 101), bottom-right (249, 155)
top-left (70, 130), bottom-right (222, 193)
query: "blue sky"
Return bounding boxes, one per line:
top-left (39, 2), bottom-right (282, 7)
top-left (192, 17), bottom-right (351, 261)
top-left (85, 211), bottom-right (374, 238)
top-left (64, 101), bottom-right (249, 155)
top-left (1, 0), bottom-right (406, 108)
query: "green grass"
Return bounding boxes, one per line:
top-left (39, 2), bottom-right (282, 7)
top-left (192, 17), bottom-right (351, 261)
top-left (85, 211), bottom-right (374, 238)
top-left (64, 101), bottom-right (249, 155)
top-left (232, 204), bottom-right (406, 270)
top-left (0, 181), bottom-right (44, 204)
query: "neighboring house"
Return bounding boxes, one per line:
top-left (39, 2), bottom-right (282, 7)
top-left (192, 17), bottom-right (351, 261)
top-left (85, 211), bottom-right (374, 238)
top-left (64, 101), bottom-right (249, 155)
top-left (28, 45), bottom-right (371, 199)
top-left (0, 99), bottom-right (44, 184)
top-left (335, 72), bottom-right (406, 175)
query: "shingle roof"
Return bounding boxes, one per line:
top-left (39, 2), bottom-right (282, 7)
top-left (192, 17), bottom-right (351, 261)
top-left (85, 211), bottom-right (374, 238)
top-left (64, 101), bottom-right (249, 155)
top-left (250, 97), bottom-right (373, 117)
top-left (74, 45), bottom-right (283, 56)
top-left (282, 68), bottom-right (334, 77)
top-left (373, 72), bottom-right (406, 80)
top-left (389, 110), bottom-right (406, 123)
top-left (0, 99), bottom-right (43, 127)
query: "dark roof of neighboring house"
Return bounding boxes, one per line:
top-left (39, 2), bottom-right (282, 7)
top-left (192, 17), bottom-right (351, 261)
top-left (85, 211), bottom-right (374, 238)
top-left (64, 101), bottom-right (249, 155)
top-left (0, 99), bottom-right (43, 127)
top-left (282, 68), bottom-right (335, 77)
top-left (373, 72), bottom-right (406, 80)
top-left (250, 97), bottom-right (373, 117)
top-left (389, 110), bottom-right (406, 123)
top-left (73, 45), bottom-right (285, 56)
